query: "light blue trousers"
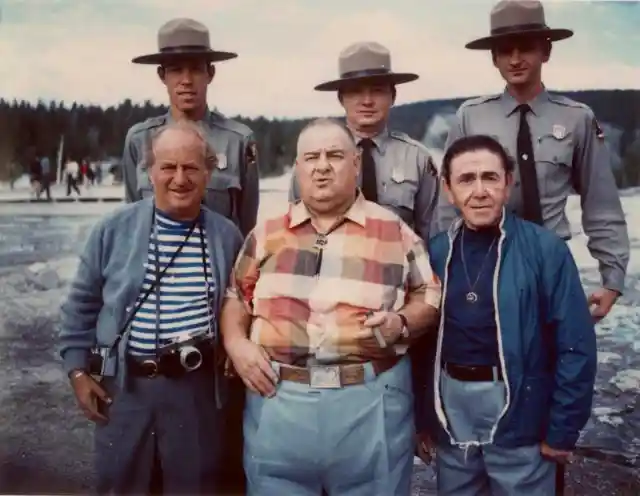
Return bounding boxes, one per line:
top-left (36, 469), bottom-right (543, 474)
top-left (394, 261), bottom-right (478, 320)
top-left (436, 370), bottom-right (555, 495)
top-left (243, 356), bottom-right (415, 496)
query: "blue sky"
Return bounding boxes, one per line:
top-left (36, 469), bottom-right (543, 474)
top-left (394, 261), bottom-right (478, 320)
top-left (0, 0), bottom-right (638, 118)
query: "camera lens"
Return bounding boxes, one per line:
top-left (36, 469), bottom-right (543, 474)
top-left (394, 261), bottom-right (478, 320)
top-left (180, 346), bottom-right (203, 371)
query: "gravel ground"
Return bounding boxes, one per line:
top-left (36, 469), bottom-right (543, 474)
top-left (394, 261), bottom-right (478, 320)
top-left (0, 277), bottom-right (638, 495)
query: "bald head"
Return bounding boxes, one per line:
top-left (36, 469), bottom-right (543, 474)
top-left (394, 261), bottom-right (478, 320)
top-left (149, 120), bottom-right (216, 170)
top-left (296, 118), bottom-right (356, 158)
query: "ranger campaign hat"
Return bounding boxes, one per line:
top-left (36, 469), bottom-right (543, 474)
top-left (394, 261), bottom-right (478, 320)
top-left (465, 0), bottom-right (573, 50)
top-left (132, 18), bottom-right (237, 64)
top-left (314, 41), bottom-right (419, 92)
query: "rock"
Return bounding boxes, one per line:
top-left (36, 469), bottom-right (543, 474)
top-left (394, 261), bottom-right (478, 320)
top-left (26, 263), bottom-right (61, 291)
top-left (598, 352), bottom-right (622, 364)
top-left (610, 370), bottom-right (640, 393)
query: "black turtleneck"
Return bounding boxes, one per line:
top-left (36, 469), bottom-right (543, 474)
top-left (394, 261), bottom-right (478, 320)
top-left (441, 224), bottom-right (500, 366)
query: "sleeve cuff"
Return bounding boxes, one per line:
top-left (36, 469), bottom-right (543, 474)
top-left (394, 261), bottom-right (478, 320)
top-left (545, 430), bottom-right (579, 451)
top-left (602, 269), bottom-right (625, 295)
top-left (62, 348), bottom-right (90, 376)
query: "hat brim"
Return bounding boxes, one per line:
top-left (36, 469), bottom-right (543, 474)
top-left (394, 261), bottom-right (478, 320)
top-left (314, 72), bottom-right (419, 92)
top-left (465, 28), bottom-right (573, 50)
top-left (132, 49), bottom-right (238, 64)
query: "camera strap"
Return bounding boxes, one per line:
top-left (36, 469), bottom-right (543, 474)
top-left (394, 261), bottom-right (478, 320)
top-left (109, 209), bottom-right (198, 355)
top-left (151, 213), bottom-right (210, 356)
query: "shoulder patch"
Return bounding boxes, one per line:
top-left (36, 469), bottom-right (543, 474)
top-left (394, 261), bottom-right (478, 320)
top-left (209, 112), bottom-right (254, 138)
top-left (245, 140), bottom-right (258, 166)
top-left (426, 155), bottom-right (438, 177)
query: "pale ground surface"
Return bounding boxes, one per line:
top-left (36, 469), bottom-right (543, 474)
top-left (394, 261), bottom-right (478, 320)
top-left (0, 175), bottom-right (639, 494)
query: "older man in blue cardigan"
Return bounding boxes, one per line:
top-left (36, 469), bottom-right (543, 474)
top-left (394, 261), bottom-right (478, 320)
top-left (58, 120), bottom-right (243, 495)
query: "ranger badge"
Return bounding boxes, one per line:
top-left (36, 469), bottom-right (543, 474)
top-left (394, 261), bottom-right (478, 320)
top-left (216, 153), bottom-right (228, 170)
top-left (391, 167), bottom-right (405, 183)
top-left (552, 124), bottom-right (566, 140)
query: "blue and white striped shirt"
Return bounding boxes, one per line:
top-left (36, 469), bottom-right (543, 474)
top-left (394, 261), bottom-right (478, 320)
top-left (128, 209), bottom-right (215, 356)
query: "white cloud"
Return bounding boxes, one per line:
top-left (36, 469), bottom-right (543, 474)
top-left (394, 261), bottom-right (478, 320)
top-left (0, 1), bottom-right (637, 118)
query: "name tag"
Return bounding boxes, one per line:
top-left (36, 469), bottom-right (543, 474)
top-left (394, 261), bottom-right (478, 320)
top-left (309, 366), bottom-right (342, 389)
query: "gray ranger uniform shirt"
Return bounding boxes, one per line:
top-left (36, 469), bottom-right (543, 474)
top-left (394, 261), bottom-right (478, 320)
top-left (121, 109), bottom-right (260, 237)
top-left (289, 128), bottom-right (440, 243)
top-left (435, 89), bottom-right (629, 294)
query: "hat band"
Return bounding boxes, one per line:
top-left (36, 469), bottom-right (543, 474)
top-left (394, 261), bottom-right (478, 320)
top-left (159, 45), bottom-right (211, 53)
top-left (491, 23), bottom-right (549, 36)
top-left (491, 22), bottom-right (549, 36)
top-left (340, 68), bottom-right (392, 79)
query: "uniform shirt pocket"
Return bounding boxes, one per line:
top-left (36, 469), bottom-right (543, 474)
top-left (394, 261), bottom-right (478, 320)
top-left (381, 173), bottom-right (418, 226)
top-left (535, 134), bottom-right (574, 196)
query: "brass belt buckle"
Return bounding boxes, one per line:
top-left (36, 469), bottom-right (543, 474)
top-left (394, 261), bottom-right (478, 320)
top-left (309, 365), bottom-right (342, 389)
top-left (141, 359), bottom-right (159, 378)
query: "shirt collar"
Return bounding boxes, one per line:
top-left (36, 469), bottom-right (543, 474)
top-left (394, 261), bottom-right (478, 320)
top-left (351, 126), bottom-right (390, 155)
top-left (165, 107), bottom-right (213, 124)
top-left (500, 86), bottom-right (549, 117)
top-left (288, 190), bottom-right (368, 229)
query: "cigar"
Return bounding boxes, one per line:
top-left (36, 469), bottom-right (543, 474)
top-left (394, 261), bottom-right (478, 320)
top-left (366, 311), bottom-right (387, 348)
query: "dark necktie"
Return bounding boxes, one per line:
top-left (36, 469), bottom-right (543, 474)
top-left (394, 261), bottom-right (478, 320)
top-left (516, 104), bottom-right (543, 225)
top-left (359, 138), bottom-right (378, 203)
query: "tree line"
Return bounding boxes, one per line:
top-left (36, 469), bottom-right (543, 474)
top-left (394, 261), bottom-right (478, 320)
top-left (0, 89), bottom-right (638, 188)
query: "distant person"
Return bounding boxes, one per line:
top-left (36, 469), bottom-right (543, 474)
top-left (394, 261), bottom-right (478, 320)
top-left (65, 159), bottom-right (81, 197)
top-left (8, 161), bottom-right (19, 190)
top-left (77, 159), bottom-right (86, 186)
top-left (434, 0), bottom-right (629, 324)
top-left (85, 160), bottom-right (95, 186)
top-left (222, 118), bottom-right (441, 495)
top-left (94, 162), bottom-right (103, 185)
top-left (29, 156), bottom-right (43, 200)
top-left (120, 18), bottom-right (260, 492)
top-left (418, 135), bottom-right (597, 495)
top-left (39, 155), bottom-right (52, 201)
top-left (59, 120), bottom-right (243, 494)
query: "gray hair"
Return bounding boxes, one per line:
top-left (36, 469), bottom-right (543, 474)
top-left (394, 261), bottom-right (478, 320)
top-left (143, 120), bottom-right (218, 171)
top-left (296, 117), bottom-right (356, 156)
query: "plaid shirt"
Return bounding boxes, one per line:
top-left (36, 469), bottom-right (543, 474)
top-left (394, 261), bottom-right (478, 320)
top-left (226, 193), bottom-right (442, 364)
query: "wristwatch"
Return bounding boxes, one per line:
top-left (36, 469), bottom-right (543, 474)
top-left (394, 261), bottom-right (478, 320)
top-left (397, 313), bottom-right (409, 339)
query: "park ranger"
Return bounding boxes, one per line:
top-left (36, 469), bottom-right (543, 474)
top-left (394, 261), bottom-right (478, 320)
top-left (434, 0), bottom-right (629, 322)
top-left (121, 17), bottom-right (259, 494)
top-left (289, 41), bottom-right (439, 244)
top-left (122, 18), bottom-right (259, 238)
top-left (425, 0), bottom-right (630, 493)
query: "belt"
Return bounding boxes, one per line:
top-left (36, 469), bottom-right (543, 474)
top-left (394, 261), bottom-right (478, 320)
top-left (127, 340), bottom-right (214, 379)
top-left (279, 356), bottom-right (402, 388)
top-left (444, 362), bottom-right (503, 382)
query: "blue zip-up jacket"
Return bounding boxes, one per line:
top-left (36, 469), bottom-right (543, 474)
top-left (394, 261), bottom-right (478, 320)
top-left (418, 211), bottom-right (597, 450)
